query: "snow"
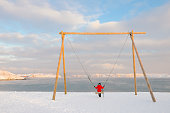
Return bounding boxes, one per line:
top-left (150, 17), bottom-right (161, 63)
top-left (0, 70), bottom-right (25, 80)
top-left (0, 92), bottom-right (170, 113)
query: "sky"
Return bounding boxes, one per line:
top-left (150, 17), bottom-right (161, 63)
top-left (0, 0), bottom-right (170, 77)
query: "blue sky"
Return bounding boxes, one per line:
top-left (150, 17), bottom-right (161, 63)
top-left (65, 0), bottom-right (169, 22)
top-left (0, 0), bottom-right (169, 34)
top-left (0, 0), bottom-right (170, 77)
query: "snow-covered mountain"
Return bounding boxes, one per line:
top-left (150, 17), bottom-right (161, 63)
top-left (0, 70), bottom-right (25, 80)
top-left (1, 70), bottom-right (170, 80)
top-left (26, 73), bottom-right (57, 78)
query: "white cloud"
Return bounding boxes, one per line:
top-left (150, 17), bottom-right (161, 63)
top-left (68, 3), bottom-right (170, 75)
top-left (0, 32), bottom-right (61, 73)
top-left (0, 0), bottom-right (87, 31)
top-left (85, 3), bottom-right (170, 38)
top-left (0, 1), bottom-right (170, 76)
top-left (126, 3), bottom-right (170, 36)
top-left (91, 63), bottom-right (124, 70)
top-left (83, 3), bottom-right (170, 51)
top-left (86, 20), bottom-right (127, 32)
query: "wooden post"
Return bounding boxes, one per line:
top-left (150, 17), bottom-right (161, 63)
top-left (52, 32), bottom-right (64, 100)
top-left (130, 35), bottom-right (156, 102)
top-left (62, 34), bottom-right (67, 94)
top-left (131, 30), bottom-right (137, 95)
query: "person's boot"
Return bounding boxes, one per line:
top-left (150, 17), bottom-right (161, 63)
top-left (99, 93), bottom-right (101, 97)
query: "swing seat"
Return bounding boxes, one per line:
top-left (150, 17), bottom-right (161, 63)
top-left (95, 91), bottom-right (104, 94)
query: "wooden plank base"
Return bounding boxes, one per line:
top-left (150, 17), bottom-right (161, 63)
top-left (95, 92), bottom-right (104, 94)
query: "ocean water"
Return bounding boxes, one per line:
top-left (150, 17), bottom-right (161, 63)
top-left (0, 78), bottom-right (170, 92)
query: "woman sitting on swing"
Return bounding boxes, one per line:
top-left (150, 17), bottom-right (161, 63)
top-left (94, 83), bottom-right (104, 97)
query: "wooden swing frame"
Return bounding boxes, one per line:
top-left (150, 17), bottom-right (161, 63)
top-left (52, 30), bottom-right (156, 102)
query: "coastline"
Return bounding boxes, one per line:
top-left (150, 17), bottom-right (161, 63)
top-left (0, 79), bottom-right (26, 81)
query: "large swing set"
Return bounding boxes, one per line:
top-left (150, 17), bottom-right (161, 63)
top-left (52, 30), bottom-right (156, 102)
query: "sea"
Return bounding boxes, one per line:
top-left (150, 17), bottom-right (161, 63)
top-left (0, 78), bottom-right (170, 92)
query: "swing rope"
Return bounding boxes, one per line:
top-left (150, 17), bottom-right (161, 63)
top-left (103, 35), bottom-right (129, 87)
top-left (66, 34), bottom-right (129, 88)
top-left (67, 38), bottom-right (95, 87)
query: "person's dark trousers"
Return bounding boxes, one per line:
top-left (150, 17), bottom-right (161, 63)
top-left (98, 93), bottom-right (101, 97)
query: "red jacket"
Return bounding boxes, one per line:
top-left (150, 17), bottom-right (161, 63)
top-left (95, 85), bottom-right (104, 92)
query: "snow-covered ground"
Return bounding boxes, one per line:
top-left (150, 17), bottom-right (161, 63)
top-left (0, 92), bottom-right (169, 113)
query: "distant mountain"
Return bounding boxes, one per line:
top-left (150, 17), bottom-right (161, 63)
top-left (26, 73), bottom-right (57, 78)
top-left (1, 70), bottom-right (169, 80)
top-left (0, 70), bottom-right (25, 80)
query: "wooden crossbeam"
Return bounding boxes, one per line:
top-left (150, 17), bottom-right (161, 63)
top-left (59, 32), bottom-right (146, 35)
